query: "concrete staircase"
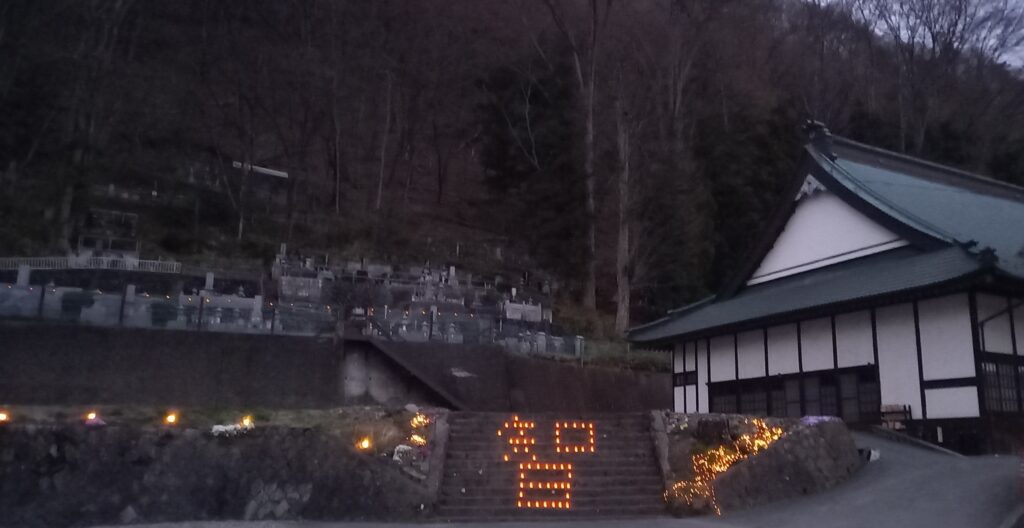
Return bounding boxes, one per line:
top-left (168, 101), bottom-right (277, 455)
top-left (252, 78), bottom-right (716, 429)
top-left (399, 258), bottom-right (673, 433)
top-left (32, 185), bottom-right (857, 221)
top-left (436, 412), bottom-right (666, 520)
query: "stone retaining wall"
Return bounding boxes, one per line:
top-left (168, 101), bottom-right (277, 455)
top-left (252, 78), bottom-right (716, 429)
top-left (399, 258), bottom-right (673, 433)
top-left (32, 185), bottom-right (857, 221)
top-left (0, 323), bottom-right (669, 412)
top-left (661, 413), bottom-right (862, 515)
top-left (0, 424), bottom-right (431, 527)
top-left (714, 419), bottom-right (862, 511)
top-left (0, 323), bottom-right (340, 408)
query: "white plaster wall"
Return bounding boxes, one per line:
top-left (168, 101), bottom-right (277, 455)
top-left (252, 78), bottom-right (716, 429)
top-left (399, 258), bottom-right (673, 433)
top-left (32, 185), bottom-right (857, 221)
top-left (978, 293), bottom-right (1007, 320)
top-left (749, 190), bottom-right (907, 285)
top-left (801, 317), bottom-right (834, 372)
top-left (737, 329), bottom-right (765, 379)
top-left (343, 349), bottom-right (369, 399)
top-left (673, 343), bottom-right (687, 372)
top-left (836, 310), bottom-right (874, 367)
top-left (925, 387), bottom-right (980, 419)
top-left (709, 335), bottom-right (736, 382)
top-left (1015, 302), bottom-right (1024, 353)
top-left (696, 341), bottom-right (709, 413)
top-left (674, 341), bottom-right (699, 413)
top-left (674, 386), bottom-right (686, 413)
top-left (876, 303), bottom-right (923, 419)
top-left (978, 293), bottom-right (1013, 354)
top-left (767, 324), bottom-right (800, 375)
top-left (367, 352), bottom-right (407, 404)
top-left (918, 294), bottom-right (976, 380)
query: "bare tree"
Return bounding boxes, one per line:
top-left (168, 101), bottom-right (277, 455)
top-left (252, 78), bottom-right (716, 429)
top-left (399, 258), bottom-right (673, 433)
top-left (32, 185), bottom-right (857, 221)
top-left (613, 82), bottom-right (633, 335)
top-left (856, 0), bottom-right (1024, 153)
top-left (539, 0), bottom-right (611, 310)
top-left (55, 0), bottom-right (138, 251)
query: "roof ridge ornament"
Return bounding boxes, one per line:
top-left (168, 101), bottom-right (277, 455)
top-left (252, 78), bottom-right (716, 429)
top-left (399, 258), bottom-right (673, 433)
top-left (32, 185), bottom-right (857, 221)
top-left (801, 120), bottom-right (836, 161)
top-left (960, 240), bottom-right (999, 267)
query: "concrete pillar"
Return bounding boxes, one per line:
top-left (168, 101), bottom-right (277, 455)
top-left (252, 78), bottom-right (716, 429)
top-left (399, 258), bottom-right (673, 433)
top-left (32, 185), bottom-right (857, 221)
top-left (252, 295), bottom-right (264, 324)
top-left (204, 272), bottom-right (214, 291)
top-left (367, 352), bottom-right (405, 404)
top-left (343, 348), bottom-right (369, 400)
top-left (125, 284), bottom-right (136, 300)
top-left (16, 265), bottom-right (30, 286)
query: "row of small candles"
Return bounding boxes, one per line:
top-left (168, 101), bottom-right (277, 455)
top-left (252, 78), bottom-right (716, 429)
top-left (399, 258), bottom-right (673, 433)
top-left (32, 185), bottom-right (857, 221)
top-left (0, 409), bottom-right (254, 429)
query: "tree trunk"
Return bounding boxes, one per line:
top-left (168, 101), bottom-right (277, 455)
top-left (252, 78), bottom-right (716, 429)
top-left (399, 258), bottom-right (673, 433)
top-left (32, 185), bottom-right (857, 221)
top-left (581, 3), bottom-right (599, 311)
top-left (333, 89), bottom-right (342, 215)
top-left (583, 75), bottom-right (597, 310)
top-left (543, 0), bottom-right (601, 310)
top-left (375, 71), bottom-right (393, 211)
top-left (613, 98), bottom-right (631, 336)
top-left (56, 184), bottom-right (74, 253)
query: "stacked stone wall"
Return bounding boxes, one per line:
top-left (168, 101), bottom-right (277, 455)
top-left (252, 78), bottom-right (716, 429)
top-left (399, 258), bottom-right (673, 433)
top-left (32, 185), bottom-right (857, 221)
top-left (659, 413), bottom-right (862, 515)
top-left (0, 425), bottom-right (431, 527)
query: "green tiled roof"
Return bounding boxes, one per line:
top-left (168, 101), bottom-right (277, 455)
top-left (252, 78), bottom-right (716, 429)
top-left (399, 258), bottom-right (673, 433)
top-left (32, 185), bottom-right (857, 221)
top-left (628, 133), bottom-right (1024, 344)
top-left (628, 247), bottom-right (982, 343)
top-left (825, 139), bottom-right (1024, 277)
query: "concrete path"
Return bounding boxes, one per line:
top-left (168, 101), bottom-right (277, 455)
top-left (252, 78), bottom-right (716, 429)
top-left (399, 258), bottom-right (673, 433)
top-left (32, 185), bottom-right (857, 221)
top-left (704, 431), bottom-right (1020, 528)
top-left (95, 432), bottom-right (1021, 528)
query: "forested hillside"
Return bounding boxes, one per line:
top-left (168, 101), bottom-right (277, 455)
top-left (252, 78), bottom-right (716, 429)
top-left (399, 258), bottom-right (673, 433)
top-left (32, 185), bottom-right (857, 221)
top-left (1, 0), bottom-right (1023, 333)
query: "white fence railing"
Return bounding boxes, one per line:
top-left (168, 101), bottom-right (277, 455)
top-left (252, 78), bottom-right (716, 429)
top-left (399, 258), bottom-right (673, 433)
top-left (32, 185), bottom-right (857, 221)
top-left (0, 256), bottom-right (181, 274)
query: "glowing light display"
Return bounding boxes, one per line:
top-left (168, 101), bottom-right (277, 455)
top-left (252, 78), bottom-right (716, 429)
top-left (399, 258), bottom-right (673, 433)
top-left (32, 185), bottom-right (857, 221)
top-left (0, 411), bottom-right (9, 423)
top-left (164, 412), bottom-right (178, 425)
top-left (498, 415), bottom-right (595, 509)
top-left (555, 421), bottom-right (595, 454)
top-left (410, 413), bottom-right (430, 428)
top-left (666, 418), bottom-right (784, 514)
top-left (356, 437), bottom-right (372, 450)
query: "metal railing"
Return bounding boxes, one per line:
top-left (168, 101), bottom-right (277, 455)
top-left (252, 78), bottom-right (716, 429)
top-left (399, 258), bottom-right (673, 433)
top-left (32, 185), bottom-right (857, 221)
top-left (0, 256), bottom-right (182, 274)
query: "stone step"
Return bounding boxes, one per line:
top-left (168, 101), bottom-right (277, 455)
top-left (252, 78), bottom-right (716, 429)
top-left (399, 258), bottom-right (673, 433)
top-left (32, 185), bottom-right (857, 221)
top-left (441, 471), bottom-right (662, 488)
top-left (444, 450), bottom-right (654, 460)
top-left (450, 431), bottom-right (652, 441)
top-left (440, 485), bottom-right (666, 499)
top-left (447, 440), bottom-right (653, 451)
top-left (447, 444), bottom-right (651, 450)
top-left (440, 480), bottom-right (663, 493)
top-left (438, 494), bottom-right (666, 508)
top-left (448, 419), bottom-right (650, 430)
top-left (448, 422), bottom-right (650, 432)
top-left (444, 464), bottom-right (661, 475)
top-left (434, 503), bottom-right (666, 520)
top-left (440, 472), bottom-right (664, 488)
top-left (437, 412), bottom-right (662, 521)
top-left (444, 452), bottom-right (654, 462)
top-left (443, 459), bottom-right (657, 471)
top-left (447, 412), bottom-right (650, 420)
top-left (450, 419), bottom-right (649, 426)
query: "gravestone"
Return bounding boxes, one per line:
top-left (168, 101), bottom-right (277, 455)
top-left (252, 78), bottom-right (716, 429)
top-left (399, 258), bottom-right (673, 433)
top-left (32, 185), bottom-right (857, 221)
top-left (16, 265), bottom-right (30, 287)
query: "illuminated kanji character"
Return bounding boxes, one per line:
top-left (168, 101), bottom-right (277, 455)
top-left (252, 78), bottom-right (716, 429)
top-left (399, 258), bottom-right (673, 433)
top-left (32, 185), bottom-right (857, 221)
top-left (497, 416), bottom-right (597, 510)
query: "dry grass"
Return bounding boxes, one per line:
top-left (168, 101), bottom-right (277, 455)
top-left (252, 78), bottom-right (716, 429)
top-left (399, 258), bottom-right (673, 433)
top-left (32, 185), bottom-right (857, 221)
top-left (583, 340), bottom-right (671, 372)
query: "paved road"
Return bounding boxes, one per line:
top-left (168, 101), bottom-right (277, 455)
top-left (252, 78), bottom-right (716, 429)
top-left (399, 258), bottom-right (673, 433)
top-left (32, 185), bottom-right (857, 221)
top-left (704, 432), bottom-right (1020, 528)
top-left (96, 432), bottom-right (1020, 528)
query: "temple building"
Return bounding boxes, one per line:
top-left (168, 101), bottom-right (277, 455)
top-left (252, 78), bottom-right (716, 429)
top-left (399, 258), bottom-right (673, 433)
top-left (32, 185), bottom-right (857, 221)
top-left (627, 122), bottom-right (1024, 453)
